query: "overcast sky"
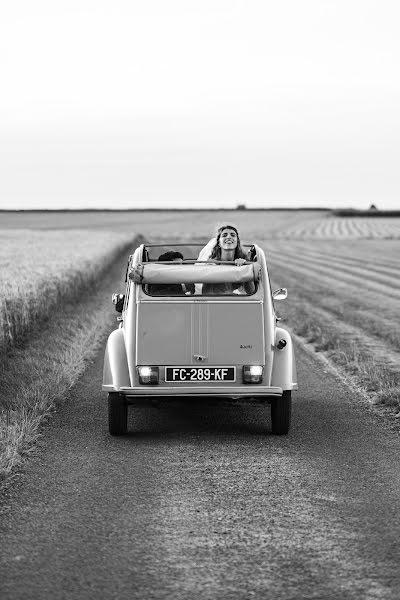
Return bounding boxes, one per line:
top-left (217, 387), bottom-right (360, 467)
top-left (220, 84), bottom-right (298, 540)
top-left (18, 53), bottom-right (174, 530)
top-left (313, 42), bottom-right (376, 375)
top-left (1, 0), bottom-right (399, 210)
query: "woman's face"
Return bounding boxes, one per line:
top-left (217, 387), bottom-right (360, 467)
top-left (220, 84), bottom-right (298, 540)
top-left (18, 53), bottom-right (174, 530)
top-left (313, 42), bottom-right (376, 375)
top-left (218, 228), bottom-right (238, 251)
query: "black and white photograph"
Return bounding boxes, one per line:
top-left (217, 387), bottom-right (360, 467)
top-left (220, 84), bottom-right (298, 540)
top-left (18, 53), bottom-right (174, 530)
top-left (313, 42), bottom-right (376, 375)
top-left (1, 1), bottom-right (400, 598)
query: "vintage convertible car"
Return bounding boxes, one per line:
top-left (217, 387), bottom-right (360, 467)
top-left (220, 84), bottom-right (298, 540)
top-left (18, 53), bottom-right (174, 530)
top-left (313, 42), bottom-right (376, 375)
top-left (103, 242), bottom-right (297, 435)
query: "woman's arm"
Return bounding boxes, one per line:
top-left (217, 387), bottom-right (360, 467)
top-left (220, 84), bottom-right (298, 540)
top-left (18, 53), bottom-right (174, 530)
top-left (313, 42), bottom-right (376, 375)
top-left (234, 257), bottom-right (255, 294)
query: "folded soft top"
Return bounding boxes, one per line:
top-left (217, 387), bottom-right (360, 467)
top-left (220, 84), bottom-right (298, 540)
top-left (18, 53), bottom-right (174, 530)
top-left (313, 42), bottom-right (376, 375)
top-left (130, 262), bottom-right (260, 285)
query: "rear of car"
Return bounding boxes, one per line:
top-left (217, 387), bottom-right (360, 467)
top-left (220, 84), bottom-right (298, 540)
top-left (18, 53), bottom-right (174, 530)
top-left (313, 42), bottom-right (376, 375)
top-left (103, 243), bottom-right (297, 435)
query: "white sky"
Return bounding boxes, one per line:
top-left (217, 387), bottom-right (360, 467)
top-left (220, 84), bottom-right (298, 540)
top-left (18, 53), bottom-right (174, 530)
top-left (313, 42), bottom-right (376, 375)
top-left (0, 0), bottom-right (399, 210)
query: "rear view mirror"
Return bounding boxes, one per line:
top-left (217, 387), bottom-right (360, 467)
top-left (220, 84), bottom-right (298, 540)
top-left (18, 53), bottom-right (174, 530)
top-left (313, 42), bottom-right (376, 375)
top-left (272, 288), bottom-right (287, 301)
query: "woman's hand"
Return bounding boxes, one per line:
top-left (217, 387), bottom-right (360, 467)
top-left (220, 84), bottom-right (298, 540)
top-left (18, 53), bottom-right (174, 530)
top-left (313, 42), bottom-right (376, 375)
top-left (234, 258), bottom-right (246, 266)
top-left (128, 265), bottom-right (144, 282)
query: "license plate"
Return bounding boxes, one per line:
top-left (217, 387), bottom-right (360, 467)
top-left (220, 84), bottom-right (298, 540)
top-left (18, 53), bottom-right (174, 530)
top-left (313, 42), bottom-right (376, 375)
top-left (165, 367), bottom-right (236, 382)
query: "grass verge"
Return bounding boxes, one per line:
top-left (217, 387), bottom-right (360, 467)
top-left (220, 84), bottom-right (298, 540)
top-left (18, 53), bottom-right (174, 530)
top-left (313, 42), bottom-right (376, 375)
top-left (276, 295), bottom-right (400, 413)
top-left (0, 236), bottom-right (143, 479)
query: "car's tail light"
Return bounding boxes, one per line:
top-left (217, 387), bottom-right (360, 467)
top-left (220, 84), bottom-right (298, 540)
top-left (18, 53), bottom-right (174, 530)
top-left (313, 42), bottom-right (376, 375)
top-left (276, 339), bottom-right (287, 350)
top-left (243, 365), bottom-right (263, 384)
top-left (137, 366), bottom-right (159, 384)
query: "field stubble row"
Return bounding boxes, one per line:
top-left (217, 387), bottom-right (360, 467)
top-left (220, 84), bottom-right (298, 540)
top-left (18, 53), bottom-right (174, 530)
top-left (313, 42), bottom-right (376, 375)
top-left (282, 217), bottom-right (400, 239)
top-left (266, 252), bottom-right (400, 331)
top-left (266, 247), bottom-right (400, 303)
top-left (265, 239), bottom-right (400, 410)
top-left (277, 241), bottom-right (400, 279)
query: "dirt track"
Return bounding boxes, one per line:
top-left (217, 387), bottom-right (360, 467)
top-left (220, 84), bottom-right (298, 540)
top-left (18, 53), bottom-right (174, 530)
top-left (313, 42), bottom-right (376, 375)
top-left (1, 336), bottom-right (400, 599)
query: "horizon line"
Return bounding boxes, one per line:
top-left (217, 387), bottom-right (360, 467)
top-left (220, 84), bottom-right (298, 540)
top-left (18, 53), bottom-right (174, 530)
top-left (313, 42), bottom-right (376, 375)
top-left (0, 207), bottom-right (365, 213)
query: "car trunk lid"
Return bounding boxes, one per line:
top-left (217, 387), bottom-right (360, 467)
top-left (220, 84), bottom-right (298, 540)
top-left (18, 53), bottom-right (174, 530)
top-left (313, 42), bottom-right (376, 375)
top-left (135, 300), bottom-right (265, 366)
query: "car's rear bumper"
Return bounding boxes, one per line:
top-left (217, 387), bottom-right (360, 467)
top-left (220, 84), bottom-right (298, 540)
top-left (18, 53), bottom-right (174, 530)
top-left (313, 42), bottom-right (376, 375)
top-left (102, 384), bottom-right (297, 397)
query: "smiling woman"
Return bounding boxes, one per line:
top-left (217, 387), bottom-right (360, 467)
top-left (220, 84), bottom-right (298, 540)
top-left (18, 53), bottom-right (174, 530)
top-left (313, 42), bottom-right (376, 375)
top-left (212, 225), bottom-right (245, 261)
top-left (198, 224), bottom-right (256, 295)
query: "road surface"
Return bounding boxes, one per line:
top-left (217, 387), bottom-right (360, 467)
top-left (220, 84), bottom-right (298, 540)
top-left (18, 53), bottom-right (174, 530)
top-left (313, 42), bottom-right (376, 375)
top-left (1, 340), bottom-right (400, 600)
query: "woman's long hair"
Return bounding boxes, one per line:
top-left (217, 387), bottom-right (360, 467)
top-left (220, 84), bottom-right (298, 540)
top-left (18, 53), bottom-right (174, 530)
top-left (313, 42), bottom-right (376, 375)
top-left (210, 225), bottom-right (246, 260)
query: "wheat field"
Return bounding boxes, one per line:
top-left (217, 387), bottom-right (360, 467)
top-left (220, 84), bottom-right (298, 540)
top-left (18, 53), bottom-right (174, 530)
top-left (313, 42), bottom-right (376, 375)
top-left (0, 229), bottom-right (137, 353)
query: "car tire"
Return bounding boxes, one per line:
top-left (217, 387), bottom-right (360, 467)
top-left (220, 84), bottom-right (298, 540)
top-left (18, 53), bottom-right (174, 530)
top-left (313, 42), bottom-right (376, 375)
top-left (271, 390), bottom-right (291, 435)
top-left (108, 392), bottom-right (128, 435)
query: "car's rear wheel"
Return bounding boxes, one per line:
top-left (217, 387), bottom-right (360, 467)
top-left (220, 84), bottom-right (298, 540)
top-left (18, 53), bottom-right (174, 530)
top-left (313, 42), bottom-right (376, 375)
top-left (108, 392), bottom-right (128, 435)
top-left (271, 390), bottom-right (292, 435)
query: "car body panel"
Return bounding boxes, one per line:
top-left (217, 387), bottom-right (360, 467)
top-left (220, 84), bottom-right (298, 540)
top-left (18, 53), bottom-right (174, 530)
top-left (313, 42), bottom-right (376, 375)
top-left (135, 301), bottom-right (194, 365)
top-left (110, 385), bottom-right (284, 401)
top-left (271, 327), bottom-right (298, 390)
top-left (135, 299), bottom-right (265, 367)
top-left (103, 328), bottom-right (130, 390)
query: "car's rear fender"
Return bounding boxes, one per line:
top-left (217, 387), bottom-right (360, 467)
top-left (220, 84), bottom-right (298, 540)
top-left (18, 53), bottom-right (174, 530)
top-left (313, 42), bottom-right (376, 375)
top-left (271, 327), bottom-right (298, 390)
top-left (103, 328), bottom-right (130, 391)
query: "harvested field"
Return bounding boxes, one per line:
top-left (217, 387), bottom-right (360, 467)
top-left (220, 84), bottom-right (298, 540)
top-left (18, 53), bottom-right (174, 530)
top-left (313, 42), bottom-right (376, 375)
top-left (280, 216), bottom-right (400, 239)
top-left (0, 209), bottom-right (328, 237)
top-left (0, 229), bottom-right (138, 353)
top-left (2, 210), bottom-right (400, 239)
top-left (264, 239), bottom-right (400, 409)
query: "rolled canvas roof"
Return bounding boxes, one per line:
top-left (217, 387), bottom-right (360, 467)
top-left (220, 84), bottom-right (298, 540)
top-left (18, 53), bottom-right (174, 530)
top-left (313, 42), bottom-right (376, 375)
top-left (131, 262), bottom-right (260, 285)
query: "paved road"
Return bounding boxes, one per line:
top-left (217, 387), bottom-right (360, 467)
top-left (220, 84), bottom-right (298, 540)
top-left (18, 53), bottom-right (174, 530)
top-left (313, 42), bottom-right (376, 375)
top-left (1, 341), bottom-right (400, 600)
